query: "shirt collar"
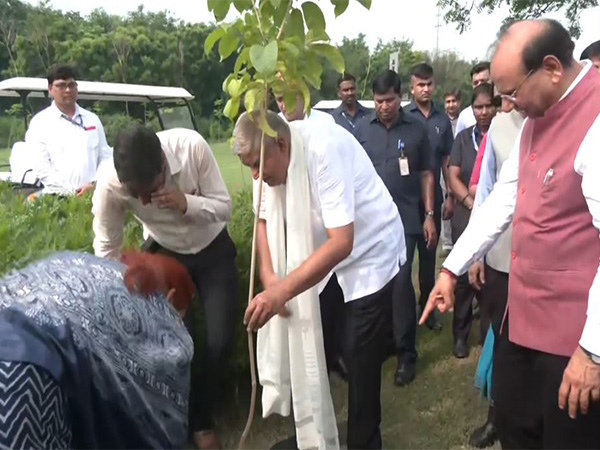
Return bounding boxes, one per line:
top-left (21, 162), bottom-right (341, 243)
top-left (559, 60), bottom-right (592, 102)
top-left (369, 108), bottom-right (408, 127)
top-left (337, 101), bottom-right (367, 115)
top-left (408, 100), bottom-right (439, 116)
top-left (51, 101), bottom-right (82, 120)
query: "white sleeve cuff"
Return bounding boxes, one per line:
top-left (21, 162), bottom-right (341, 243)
top-left (579, 318), bottom-right (600, 357)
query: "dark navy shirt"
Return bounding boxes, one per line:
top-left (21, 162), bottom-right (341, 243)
top-left (330, 102), bottom-right (372, 133)
top-left (404, 101), bottom-right (454, 205)
top-left (354, 110), bottom-right (434, 235)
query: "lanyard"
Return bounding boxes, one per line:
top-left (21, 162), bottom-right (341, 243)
top-left (471, 127), bottom-right (479, 152)
top-left (341, 111), bottom-right (355, 130)
top-left (61, 113), bottom-right (85, 129)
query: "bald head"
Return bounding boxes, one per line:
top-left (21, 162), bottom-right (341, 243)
top-left (491, 19), bottom-right (577, 118)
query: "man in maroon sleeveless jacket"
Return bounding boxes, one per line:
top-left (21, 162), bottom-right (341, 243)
top-left (421, 19), bottom-right (600, 449)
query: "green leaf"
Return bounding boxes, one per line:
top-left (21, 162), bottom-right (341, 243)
top-left (355, 0), bottom-right (371, 9)
top-left (297, 79), bottom-right (311, 116)
top-left (280, 39), bottom-right (300, 58)
top-left (227, 78), bottom-right (243, 97)
top-left (244, 88), bottom-right (259, 112)
top-left (234, 47), bottom-right (250, 73)
top-left (223, 96), bottom-right (241, 120)
top-left (260, 112), bottom-right (277, 137)
top-left (249, 41), bottom-right (278, 74)
top-left (218, 29), bottom-right (240, 61)
top-left (233, 0), bottom-right (253, 13)
top-left (287, 8), bottom-right (305, 42)
top-left (208, 0), bottom-right (233, 21)
top-left (222, 73), bottom-right (235, 93)
top-left (303, 51), bottom-right (322, 88)
top-left (269, 0), bottom-right (282, 7)
top-left (331, 0), bottom-right (349, 17)
top-left (282, 90), bottom-right (297, 114)
top-left (306, 28), bottom-right (330, 42)
top-left (301, 1), bottom-right (326, 31)
top-left (204, 27), bottom-right (225, 55)
top-left (311, 43), bottom-right (345, 73)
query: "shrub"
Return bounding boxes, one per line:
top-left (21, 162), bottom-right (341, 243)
top-left (0, 182), bottom-right (254, 373)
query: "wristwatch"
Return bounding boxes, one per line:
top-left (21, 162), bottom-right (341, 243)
top-left (580, 345), bottom-right (600, 365)
top-left (424, 210), bottom-right (434, 220)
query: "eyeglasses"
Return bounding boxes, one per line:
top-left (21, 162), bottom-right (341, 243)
top-left (52, 81), bottom-right (78, 91)
top-left (500, 69), bottom-right (535, 105)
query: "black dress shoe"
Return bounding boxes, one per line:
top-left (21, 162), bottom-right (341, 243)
top-left (453, 339), bottom-right (469, 358)
top-left (469, 420), bottom-right (498, 448)
top-left (424, 314), bottom-right (443, 331)
top-left (394, 362), bottom-right (416, 387)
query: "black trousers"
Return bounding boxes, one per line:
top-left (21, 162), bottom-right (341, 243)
top-left (393, 234), bottom-right (419, 364)
top-left (417, 209), bottom-right (441, 313)
top-left (344, 277), bottom-right (395, 449)
top-left (319, 274), bottom-right (345, 374)
top-left (142, 228), bottom-right (238, 432)
top-left (493, 319), bottom-right (600, 449)
top-left (452, 272), bottom-right (480, 344)
top-left (480, 264), bottom-right (509, 342)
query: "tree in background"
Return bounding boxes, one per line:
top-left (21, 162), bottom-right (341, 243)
top-left (439, 0), bottom-right (598, 38)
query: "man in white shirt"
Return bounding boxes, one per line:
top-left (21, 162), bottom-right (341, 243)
top-left (454, 62), bottom-right (491, 137)
top-left (92, 126), bottom-right (237, 450)
top-left (25, 65), bottom-right (112, 195)
top-left (422, 19), bottom-right (600, 449)
top-left (234, 111), bottom-right (404, 449)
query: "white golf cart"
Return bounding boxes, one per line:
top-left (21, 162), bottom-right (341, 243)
top-left (0, 77), bottom-right (197, 193)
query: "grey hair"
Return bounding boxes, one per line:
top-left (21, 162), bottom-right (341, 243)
top-left (232, 110), bottom-right (291, 156)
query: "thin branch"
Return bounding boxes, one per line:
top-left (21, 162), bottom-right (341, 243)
top-left (276, 0), bottom-right (294, 40)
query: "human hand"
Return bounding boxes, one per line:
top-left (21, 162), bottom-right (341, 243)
top-left (151, 186), bottom-right (187, 213)
top-left (443, 196), bottom-right (454, 220)
top-left (558, 346), bottom-right (600, 419)
top-left (244, 282), bottom-right (291, 331)
top-left (75, 182), bottom-right (95, 197)
top-left (423, 217), bottom-right (438, 250)
top-left (419, 271), bottom-right (457, 325)
top-left (468, 261), bottom-right (486, 290)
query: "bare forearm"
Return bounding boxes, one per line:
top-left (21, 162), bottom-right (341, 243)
top-left (420, 171), bottom-right (435, 211)
top-left (279, 237), bottom-right (351, 301)
top-left (441, 155), bottom-right (451, 194)
top-left (256, 220), bottom-right (275, 284)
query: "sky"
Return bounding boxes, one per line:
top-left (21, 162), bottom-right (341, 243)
top-left (25, 0), bottom-right (600, 62)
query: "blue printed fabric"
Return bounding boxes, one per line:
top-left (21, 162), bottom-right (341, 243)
top-left (0, 251), bottom-right (193, 449)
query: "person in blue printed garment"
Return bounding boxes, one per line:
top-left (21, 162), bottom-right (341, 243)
top-left (0, 250), bottom-right (194, 449)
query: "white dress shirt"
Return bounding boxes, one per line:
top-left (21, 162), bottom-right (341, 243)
top-left (444, 62), bottom-right (600, 356)
top-left (454, 106), bottom-right (476, 137)
top-left (92, 128), bottom-right (231, 259)
top-left (277, 109), bottom-right (336, 126)
top-left (25, 102), bottom-right (113, 194)
top-left (256, 121), bottom-right (405, 302)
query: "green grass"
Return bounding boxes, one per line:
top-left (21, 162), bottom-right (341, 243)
top-left (211, 141), bottom-right (252, 194)
top-left (0, 148), bottom-right (8, 167)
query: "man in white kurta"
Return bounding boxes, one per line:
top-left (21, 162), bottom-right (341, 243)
top-left (233, 111), bottom-right (404, 449)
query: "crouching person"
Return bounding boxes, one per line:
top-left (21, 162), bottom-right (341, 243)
top-left (92, 126), bottom-right (238, 449)
top-left (233, 111), bottom-right (405, 449)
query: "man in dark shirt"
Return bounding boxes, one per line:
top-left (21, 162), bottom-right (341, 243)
top-left (404, 63), bottom-right (455, 332)
top-left (354, 70), bottom-right (436, 387)
top-left (330, 72), bottom-right (371, 133)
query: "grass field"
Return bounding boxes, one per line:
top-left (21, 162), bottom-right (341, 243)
top-left (0, 148), bottom-right (8, 167)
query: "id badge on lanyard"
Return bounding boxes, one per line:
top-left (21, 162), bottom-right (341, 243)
top-left (398, 139), bottom-right (409, 176)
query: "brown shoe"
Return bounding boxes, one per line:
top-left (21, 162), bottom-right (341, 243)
top-left (194, 430), bottom-right (221, 450)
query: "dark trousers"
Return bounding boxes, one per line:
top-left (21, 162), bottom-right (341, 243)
top-left (344, 277), bottom-right (395, 449)
top-left (142, 228), bottom-right (238, 432)
top-left (393, 234), bottom-right (418, 364)
top-left (480, 264), bottom-right (509, 343)
top-left (452, 272), bottom-right (480, 344)
top-left (416, 210), bottom-right (440, 313)
top-left (319, 274), bottom-right (345, 374)
top-left (493, 319), bottom-right (600, 449)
